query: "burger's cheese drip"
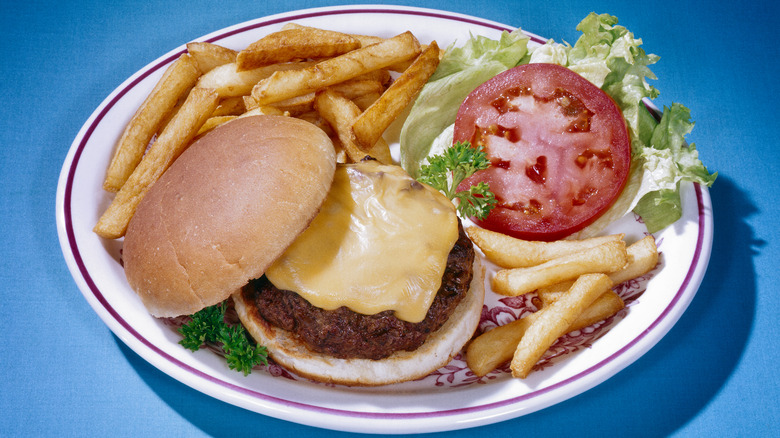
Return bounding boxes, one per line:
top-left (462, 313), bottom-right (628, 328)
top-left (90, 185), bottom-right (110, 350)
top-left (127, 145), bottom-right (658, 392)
top-left (265, 160), bottom-right (458, 323)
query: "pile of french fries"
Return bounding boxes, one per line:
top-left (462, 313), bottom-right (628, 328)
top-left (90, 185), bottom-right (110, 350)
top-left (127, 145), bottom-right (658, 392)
top-left (465, 228), bottom-right (659, 379)
top-left (94, 24), bottom-right (440, 239)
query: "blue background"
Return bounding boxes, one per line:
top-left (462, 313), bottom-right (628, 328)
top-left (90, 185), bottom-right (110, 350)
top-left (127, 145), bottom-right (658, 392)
top-left (2, 1), bottom-right (778, 436)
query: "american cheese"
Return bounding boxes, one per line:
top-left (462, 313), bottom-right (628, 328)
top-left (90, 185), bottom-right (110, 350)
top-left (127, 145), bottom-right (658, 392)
top-left (265, 160), bottom-right (458, 323)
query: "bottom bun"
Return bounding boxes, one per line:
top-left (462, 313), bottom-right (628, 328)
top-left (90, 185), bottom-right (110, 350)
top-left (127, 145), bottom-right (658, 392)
top-left (232, 257), bottom-right (485, 386)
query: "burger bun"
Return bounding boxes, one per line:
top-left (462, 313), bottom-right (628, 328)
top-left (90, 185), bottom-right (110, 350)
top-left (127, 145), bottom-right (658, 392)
top-left (122, 115), bottom-right (336, 317)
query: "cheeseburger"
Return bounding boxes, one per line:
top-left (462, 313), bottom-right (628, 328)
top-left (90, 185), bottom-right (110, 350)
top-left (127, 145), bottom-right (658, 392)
top-left (123, 115), bottom-right (485, 386)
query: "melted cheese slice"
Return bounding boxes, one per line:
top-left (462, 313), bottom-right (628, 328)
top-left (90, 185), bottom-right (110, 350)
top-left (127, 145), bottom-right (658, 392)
top-left (265, 160), bottom-right (458, 323)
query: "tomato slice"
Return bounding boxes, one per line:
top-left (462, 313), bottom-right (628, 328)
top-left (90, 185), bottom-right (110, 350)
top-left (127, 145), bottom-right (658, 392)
top-left (455, 63), bottom-right (631, 241)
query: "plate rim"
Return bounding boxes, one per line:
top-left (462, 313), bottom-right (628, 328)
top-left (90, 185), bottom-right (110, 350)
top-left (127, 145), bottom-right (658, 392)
top-left (55, 4), bottom-right (714, 433)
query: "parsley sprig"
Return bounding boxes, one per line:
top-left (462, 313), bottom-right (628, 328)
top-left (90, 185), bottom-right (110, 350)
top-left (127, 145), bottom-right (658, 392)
top-left (178, 302), bottom-right (268, 375)
top-left (418, 142), bottom-right (497, 220)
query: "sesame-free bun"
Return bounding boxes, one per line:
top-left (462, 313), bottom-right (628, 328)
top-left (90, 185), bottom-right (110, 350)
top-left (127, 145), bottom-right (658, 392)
top-left (232, 257), bottom-right (485, 386)
top-left (122, 115), bottom-right (336, 317)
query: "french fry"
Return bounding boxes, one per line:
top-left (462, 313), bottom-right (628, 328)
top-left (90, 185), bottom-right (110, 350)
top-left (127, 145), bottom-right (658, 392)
top-left (297, 111), bottom-right (335, 137)
top-left (537, 235), bottom-right (659, 301)
top-left (155, 93), bottom-right (187, 137)
top-left (281, 22), bottom-right (383, 48)
top-left (313, 89), bottom-right (392, 164)
top-left (538, 281), bottom-right (624, 324)
top-left (186, 42), bottom-right (237, 73)
top-left (608, 235), bottom-right (659, 285)
top-left (236, 28), bottom-right (361, 71)
top-left (566, 290), bottom-right (624, 332)
top-left (351, 91), bottom-right (382, 111)
top-left (313, 89), bottom-right (367, 162)
top-left (492, 240), bottom-right (627, 296)
top-left (242, 95), bottom-right (259, 111)
top-left (466, 312), bottom-right (540, 377)
top-left (196, 115), bottom-right (237, 136)
top-left (333, 76), bottom-right (388, 97)
top-left (94, 88), bottom-right (219, 239)
top-left (103, 53), bottom-right (201, 193)
top-left (195, 60), bottom-right (314, 98)
top-left (511, 273), bottom-right (613, 378)
top-left (367, 137), bottom-right (392, 165)
top-left (271, 93), bottom-right (316, 116)
top-left (352, 41), bottom-right (440, 151)
top-left (211, 96), bottom-right (246, 117)
top-left (349, 37), bottom-right (424, 72)
top-left (251, 31), bottom-right (421, 106)
top-left (237, 106), bottom-right (286, 118)
top-left (468, 227), bottom-right (625, 268)
top-left (242, 97), bottom-right (294, 117)
top-left (269, 76), bottom-right (388, 116)
top-left (281, 23), bottom-right (425, 72)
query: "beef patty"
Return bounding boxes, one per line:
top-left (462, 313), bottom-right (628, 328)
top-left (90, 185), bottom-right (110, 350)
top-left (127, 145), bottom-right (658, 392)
top-left (239, 222), bottom-right (475, 360)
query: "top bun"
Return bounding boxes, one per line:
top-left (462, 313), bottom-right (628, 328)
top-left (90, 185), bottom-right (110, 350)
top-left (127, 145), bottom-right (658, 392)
top-left (123, 115), bottom-right (336, 317)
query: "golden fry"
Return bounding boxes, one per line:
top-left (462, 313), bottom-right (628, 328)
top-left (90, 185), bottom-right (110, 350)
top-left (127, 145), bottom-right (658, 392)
top-left (242, 95), bottom-right (259, 111)
top-left (280, 23), bottom-right (425, 72)
top-left (210, 96), bottom-right (246, 117)
top-left (272, 93), bottom-right (316, 115)
top-left (186, 42), bottom-right (237, 73)
top-left (313, 89), bottom-right (392, 164)
top-left (466, 312), bottom-right (539, 377)
top-left (535, 235), bottom-right (659, 302)
top-left (296, 111), bottom-right (335, 137)
top-left (538, 284), bottom-right (624, 327)
top-left (281, 22), bottom-right (382, 48)
top-left (609, 235), bottom-right (659, 285)
top-left (269, 75), bottom-right (388, 116)
top-left (251, 31), bottom-right (421, 105)
top-left (236, 28), bottom-right (361, 71)
top-left (195, 61), bottom-right (314, 98)
top-left (314, 89), bottom-right (368, 163)
top-left (238, 106), bottom-right (286, 118)
top-left (352, 41), bottom-right (440, 151)
top-left (351, 91), bottom-right (382, 111)
top-left (492, 240), bottom-right (627, 296)
top-left (511, 273), bottom-right (613, 378)
top-left (94, 88), bottom-right (219, 239)
top-left (367, 137), bottom-right (392, 165)
top-left (567, 291), bottom-right (624, 332)
top-left (103, 53), bottom-right (201, 193)
top-left (332, 76), bottom-right (387, 98)
top-left (468, 227), bottom-right (625, 268)
top-left (196, 115), bottom-right (237, 136)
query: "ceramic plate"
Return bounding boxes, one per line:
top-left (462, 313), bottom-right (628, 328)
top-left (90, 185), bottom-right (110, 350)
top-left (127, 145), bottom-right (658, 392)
top-left (56, 5), bottom-right (713, 434)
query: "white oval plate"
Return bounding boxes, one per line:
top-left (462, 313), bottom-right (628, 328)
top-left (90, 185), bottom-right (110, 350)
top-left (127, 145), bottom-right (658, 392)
top-left (55, 5), bottom-right (713, 434)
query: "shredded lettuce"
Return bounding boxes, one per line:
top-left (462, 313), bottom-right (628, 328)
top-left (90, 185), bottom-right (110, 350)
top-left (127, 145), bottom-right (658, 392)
top-left (399, 12), bottom-right (716, 234)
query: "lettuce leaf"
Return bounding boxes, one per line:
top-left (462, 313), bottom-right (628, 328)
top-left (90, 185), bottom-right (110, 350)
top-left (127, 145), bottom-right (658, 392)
top-left (632, 103), bottom-right (717, 231)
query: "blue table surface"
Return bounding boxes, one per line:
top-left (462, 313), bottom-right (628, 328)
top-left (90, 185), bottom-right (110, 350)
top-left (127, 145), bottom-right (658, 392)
top-left (2, 1), bottom-right (778, 436)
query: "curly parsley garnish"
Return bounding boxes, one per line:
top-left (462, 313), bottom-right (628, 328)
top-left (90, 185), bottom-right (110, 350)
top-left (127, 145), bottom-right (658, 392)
top-left (418, 142), bottom-right (497, 220)
top-left (178, 302), bottom-right (268, 375)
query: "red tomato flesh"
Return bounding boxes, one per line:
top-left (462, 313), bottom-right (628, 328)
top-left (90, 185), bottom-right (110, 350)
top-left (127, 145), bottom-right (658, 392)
top-left (455, 63), bottom-right (631, 241)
